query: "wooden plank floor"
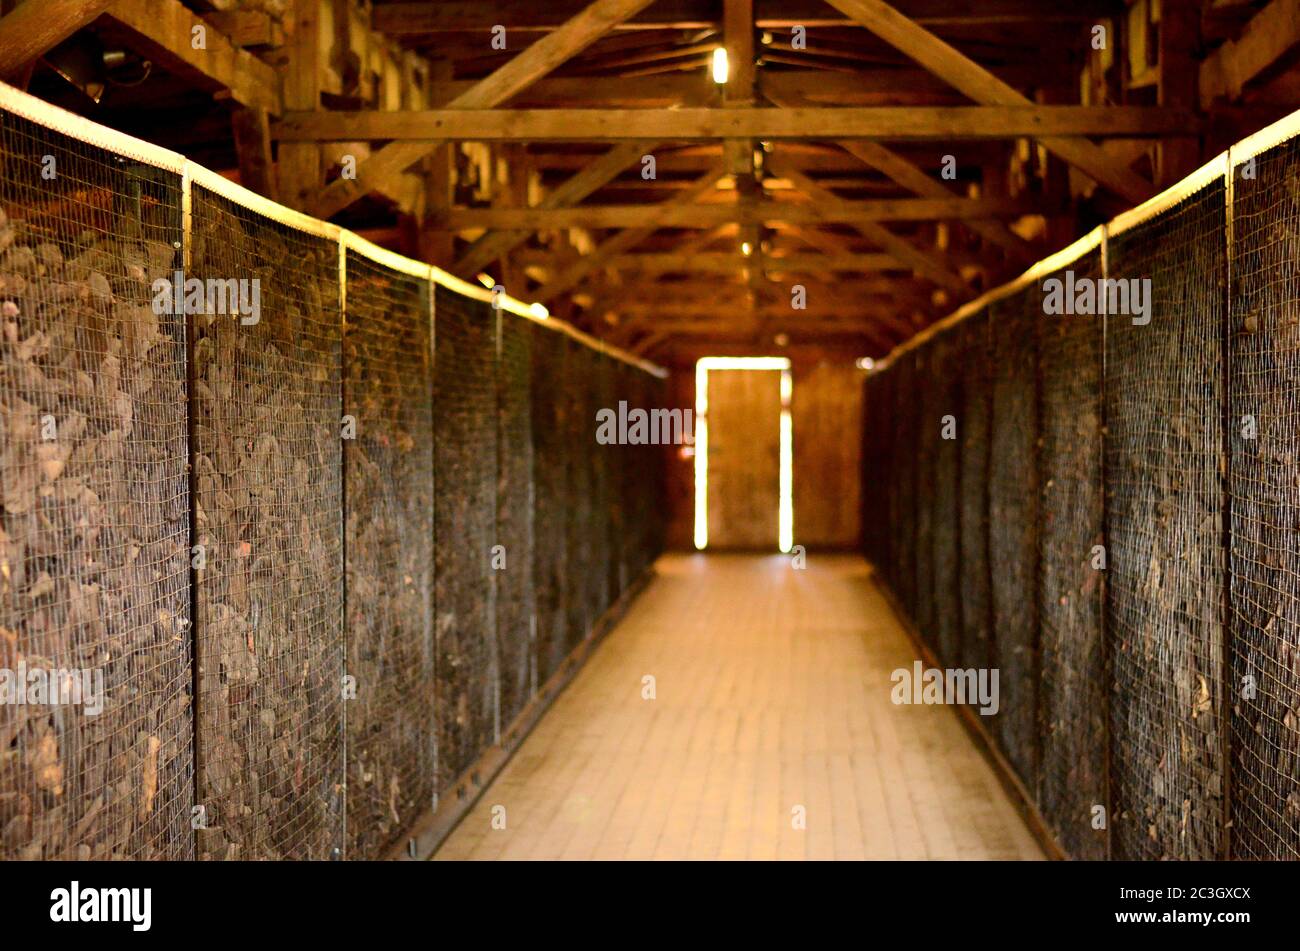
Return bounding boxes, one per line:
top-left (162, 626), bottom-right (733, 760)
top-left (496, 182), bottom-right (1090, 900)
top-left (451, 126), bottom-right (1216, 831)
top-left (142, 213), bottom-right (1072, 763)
top-left (434, 553), bottom-right (1045, 860)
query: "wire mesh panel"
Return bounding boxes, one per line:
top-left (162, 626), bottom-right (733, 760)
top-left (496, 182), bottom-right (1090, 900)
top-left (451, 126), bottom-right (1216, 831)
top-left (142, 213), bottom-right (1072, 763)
top-left (644, 373), bottom-right (670, 568)
top-left (888, 351), bottom-right (917, 614)
top-left (341, 252), bottom-right (433, 860)
top-left (913, 346), bottom-right (937, 651)
top-left (1228, 138), bottom-right (1300, 859)
top-left (433, 285), bottom-right (498, 787)
top-left (1106, 181), bottom-right (1226, 860)
top-left (1035, 248), bottom-right (1107, 860)
top-left (632, 368), bottom-right (669, 579)
top-left (861, 371), bottom-right (883, 567)
top-left (987, 287), bottom-right (1040, 789)
top-left (0, 112), bottom-right (192, 859)
top-left (874, 365), bottom-right (896, 574)
top-left (929, 326), bottom-right (962, 666)
top-left (189, 186), bottom-right (343, 860)
top-left (616, 361), bottom-right (642, 589)
top-left (958, 311), bottom-right (993, 678)
top-left (497, 314), bottom-right (535, 732)
top-left (565, 340), bottom-right (595, 652)
top-left (590, 354), bottom-right (616, 620)
top-left (530, 328), bottom-right (569, 685)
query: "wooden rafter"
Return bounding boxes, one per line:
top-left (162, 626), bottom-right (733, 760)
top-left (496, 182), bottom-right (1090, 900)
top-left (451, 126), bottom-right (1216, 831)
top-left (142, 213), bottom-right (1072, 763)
top-left (765, 156), bottom-right (969, 294)
top-left (452, 140), bottom-right (655, 276)
top-left (106, 0), bottom-right (282, 114)
top-left (536, 165), bottom-right (727, 303)
top-left (1200, 0), bottom-right (1300, 108)
top-left (762, 87), bottom-right (1034, 261)
top-left (372, 1), bottom-right (1125, 34)
top-left (821, 0), bottom-right (1156, 204)
top-left (434, 195), bottom-right (1034, 230)
top-left (545, 251), bottom-right (902, 274)
top-left (308, 0), bottom-right (658, 219)
top-left (277, 105), bottom-right (1199, 142)
top-left (0, 0), bottom-right (114, 78)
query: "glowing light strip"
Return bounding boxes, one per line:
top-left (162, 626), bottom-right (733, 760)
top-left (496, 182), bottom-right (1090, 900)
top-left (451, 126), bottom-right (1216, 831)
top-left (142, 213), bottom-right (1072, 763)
top-left (0, 81), bottom-right (662, 377)
top-left (694, 357), bottom-right (793, 551)
top-left (694, 361), bottom-right (710, 550)
top-left (779, 368), bottom-right (793, 554)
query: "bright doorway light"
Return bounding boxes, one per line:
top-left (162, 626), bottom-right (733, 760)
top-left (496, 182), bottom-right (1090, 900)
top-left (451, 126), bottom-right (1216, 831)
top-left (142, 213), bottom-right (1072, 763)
top-left (693, 357), bottom-right (793, 552)
top-left (712, 47), bottom-right (730, 84)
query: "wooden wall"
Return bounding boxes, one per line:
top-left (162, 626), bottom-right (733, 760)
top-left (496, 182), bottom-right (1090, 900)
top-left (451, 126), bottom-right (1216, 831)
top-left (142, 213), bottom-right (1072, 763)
top-left (792, 358), bottom-right (864, 550)
top-left (660, 348), bottom-right (865, 551)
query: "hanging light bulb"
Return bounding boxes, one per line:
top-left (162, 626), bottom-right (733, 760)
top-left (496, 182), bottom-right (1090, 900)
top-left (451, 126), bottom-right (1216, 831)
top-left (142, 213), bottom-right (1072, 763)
top-left (741, 241), bottom-right (753, 256)
top-left (712, 47), bottom-right (730, 84)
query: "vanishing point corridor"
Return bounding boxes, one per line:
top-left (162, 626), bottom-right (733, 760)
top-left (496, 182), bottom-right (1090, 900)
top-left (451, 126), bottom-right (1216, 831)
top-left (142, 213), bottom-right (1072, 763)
top-left (436, 555), bottom-right (1043, 860)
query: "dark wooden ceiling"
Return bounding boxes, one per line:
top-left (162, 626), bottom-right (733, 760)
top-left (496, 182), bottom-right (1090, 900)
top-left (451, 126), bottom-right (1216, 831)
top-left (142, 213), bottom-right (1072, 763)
top-left (0, 0), bottom-right (1293, 359)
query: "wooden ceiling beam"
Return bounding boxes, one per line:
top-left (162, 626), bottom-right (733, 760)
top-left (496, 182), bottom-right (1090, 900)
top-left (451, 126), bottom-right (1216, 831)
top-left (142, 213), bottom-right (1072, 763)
top-left (308, 0), bottom-right (658, 219)
top-left (536, 165), bottom-right (728, 303)
top-left (373, 1), bottom-right (1123, 34)
top-left (763, 88), bottom-right (1034, 261)
top-left (417, 68), bottom-right (1074, 107)
top-left (1200, 0), bottom-right (1300, 108)
top-left (823, 0), bottom-right (1156, 204)
top-left (277, 105), bottom-right (1199, 142)
top-left (453, 139), bottom-right (654, 275)
top-left (767, 156), bottom-right (970, 294)
top-left (541, 251), bottom-right (904, 273)
top-left (0, 0), bottom-right (114, 78)
top-left (104, 0), bottom-right (282, 114)
top-left (435, 195), bottom-right (1034, 230)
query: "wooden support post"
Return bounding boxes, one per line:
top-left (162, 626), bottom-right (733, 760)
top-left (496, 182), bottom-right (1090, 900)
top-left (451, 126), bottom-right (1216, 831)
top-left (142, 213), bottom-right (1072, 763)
top-left (419, 59), bottom-right (456, 266)
top-left (231, 107), bottom-right (279, 201)
top-left (1158, 0), bottom-right (1201, 186)
top-left (823, 0), bottom-right (1155, 204)
top-left (279, 0), bottom-right (324, 210)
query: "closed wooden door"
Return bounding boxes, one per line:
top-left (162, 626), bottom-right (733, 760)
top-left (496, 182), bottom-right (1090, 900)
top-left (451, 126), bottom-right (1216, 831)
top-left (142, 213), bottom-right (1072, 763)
top-left (706, 368), bottom-right (782, 549)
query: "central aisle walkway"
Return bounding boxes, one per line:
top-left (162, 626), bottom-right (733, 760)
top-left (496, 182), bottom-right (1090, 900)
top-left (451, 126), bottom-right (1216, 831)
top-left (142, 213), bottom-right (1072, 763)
top-left (435, 554), bottom-right (1044, 860)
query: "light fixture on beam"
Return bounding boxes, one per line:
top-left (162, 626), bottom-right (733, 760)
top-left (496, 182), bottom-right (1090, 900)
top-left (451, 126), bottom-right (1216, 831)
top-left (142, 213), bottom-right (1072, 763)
top-left (712, 47), bottom-right (729, 84)
top-left (741, 241), bottom-right (753, 256)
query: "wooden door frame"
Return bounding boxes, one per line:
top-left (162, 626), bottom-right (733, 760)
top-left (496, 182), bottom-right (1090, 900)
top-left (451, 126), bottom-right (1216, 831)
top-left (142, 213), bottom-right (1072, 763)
top-left (693, 356), bottom-right (793, 552)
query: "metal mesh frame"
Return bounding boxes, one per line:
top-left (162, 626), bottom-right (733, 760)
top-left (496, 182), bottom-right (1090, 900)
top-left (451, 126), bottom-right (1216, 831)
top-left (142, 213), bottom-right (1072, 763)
top-left (0, 84), bottom-right (670, 862)
top-left (1228, 136), bottom-right (1300, 859)
top-left (565, 340), bottom-right (595, 654)
top-left (590, 354), bottom-right (616, 620)
top-left (957, 311), bottom-right (993, 678)
top-left (342, 251), bottom-right (434, 859)
top-left (0, 110), bottom-right (192, 860)
top-left (1034, 248), bottom-right (1108, 860)
top-left (189, 185), bottom-right (345, 861)
top-left (497, 313), bottom-right (536, 732)
top-left (861, 368), bottom-right (888, 569)
top-left (929, 325), bottom-right (962, 666)
top-left (987, 287), bottom-right (1041, 790)
top-left (913, 346), bottom-right (938, 652)
top-left (634, 370), bottom-right (669, 578)
top-left (1105, 180), bottom-right (1227, 861)
top-left (530, 327), bottom-right (570, 686)
top-left (612, 363), bottom-right (636, 595)
top-left (432, 285), bottom-right (499, 788)
top-left (888, 351), bottom-right (918, 614)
